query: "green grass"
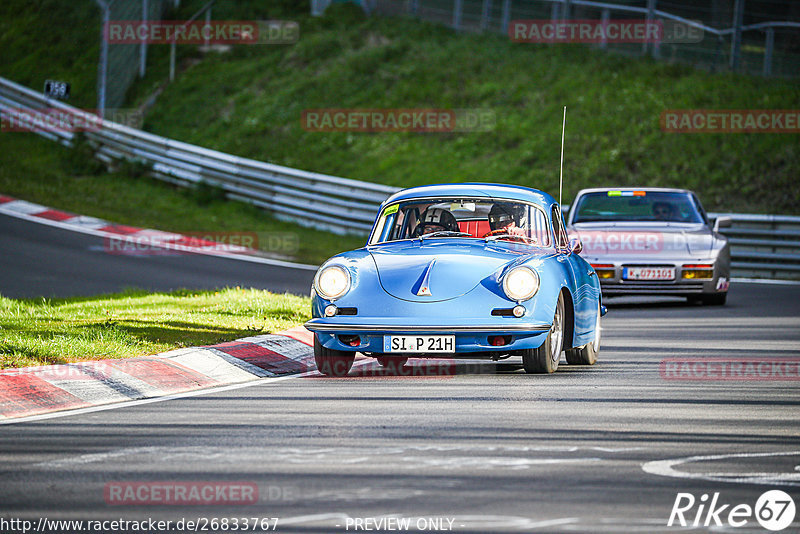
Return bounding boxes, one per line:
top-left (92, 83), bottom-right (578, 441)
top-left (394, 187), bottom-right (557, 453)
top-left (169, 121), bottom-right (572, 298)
top-left (137, 4), bottom-right (799, 214)
top-left (0, 0), bottom-right (101, 109)
top-left (0, 133), bottom-right (365, 264)
top-left (0, 287), bottom-right (310, 369)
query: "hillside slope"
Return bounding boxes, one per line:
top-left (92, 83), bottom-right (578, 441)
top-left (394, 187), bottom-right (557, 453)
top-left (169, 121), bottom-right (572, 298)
top-left (140, 6), bottom-right (800, 213)
top-left (2, 1), bottom-right (798, 214)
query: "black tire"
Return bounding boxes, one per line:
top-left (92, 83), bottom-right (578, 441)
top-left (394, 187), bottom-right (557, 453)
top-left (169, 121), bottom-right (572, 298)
top-left (314, 336), bottom-right (355, 377)
top-left (521, 292), bottom-right (565, 374)
top-left (376, 356), bottom-right (408, 371)
top-left (565, 303), bottom-right (600, 365)
top-left (702, 293), bottom-right (727, 306)
top-left (688, 293), bottom-right (727, 306)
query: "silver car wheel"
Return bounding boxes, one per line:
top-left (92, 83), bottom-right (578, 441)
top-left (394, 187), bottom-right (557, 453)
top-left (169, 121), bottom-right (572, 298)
top-left (550, 296), bottom-right (564, 364)
top-left (592, 304), bottom-right (601, 353)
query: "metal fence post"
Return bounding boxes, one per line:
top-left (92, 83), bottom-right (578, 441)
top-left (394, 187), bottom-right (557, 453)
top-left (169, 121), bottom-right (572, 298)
top-left (170, 41), bottom-right (176, 81)
top-left (763, 27), bottom-right (774, 76)
top-left (599, 8), bottom-right (609, 48)
top-left (95, 0), bottom-right (109, 118)
top-left (643, 0), bottom-right (656, 56)
top-left (500, 0), bottom-right (511, 35)
top-left (730, 0), bottom-right (744, 71)
top-left (139, 0), bottom-right (148, 78)
top-left (204, 6), bottom-right (211, 48)
top-left (453, 0), bottom-right (462, 30)
top-left (563, 0), bottom-right (571, 20)
top-left (480, 0), bottom-right (491, 31)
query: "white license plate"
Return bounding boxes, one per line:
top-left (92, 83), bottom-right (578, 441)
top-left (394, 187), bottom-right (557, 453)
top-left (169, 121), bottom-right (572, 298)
top-left (384, 335), bottom-right (455, 353)
top-left (623, 266), bottom-right (675, 281)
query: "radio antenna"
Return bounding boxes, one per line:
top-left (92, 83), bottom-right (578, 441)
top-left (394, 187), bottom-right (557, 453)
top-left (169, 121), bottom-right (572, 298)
top-left (559, 106), bottom-right (566, 207)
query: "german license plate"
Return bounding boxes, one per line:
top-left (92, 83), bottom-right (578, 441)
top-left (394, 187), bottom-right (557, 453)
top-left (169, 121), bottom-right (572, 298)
top-left (623, 266), bottom-right (675, 280)
top-left (384, 335), bottom-right (455, 353)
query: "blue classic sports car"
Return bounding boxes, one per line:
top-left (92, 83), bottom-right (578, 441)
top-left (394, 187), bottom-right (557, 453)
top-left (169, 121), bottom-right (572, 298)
top-left (305, 183), bottom-right (606, 376)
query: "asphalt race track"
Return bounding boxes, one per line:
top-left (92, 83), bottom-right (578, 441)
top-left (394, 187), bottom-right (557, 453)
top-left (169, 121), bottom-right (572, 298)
top-left (1, 215), bottom-right (800, 532)
top-left (0, 213), bottom-right (315, 298)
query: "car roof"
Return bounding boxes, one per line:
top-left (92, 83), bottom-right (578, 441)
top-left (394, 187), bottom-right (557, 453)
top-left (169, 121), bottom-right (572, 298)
top-left (384, 183), bottom-right (557, 207)
top-left (573, 187), bottom-right (694, 197)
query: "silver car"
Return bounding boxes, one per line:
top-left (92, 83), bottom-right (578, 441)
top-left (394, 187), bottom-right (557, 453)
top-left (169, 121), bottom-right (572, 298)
top-left (566, 188), bottom-right (731, 305)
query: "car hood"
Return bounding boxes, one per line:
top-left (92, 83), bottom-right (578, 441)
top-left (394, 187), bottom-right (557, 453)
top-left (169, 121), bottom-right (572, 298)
top-left (367, 239), bottom-right (545, 302)
top-left (570, 222), bottom-right (713, 257)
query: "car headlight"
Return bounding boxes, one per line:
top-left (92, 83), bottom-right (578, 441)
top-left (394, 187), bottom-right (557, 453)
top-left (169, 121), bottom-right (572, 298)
top-left (314, 264), bottom-right (351, 300)
top-left (502, 266), bottom-right (539, 301)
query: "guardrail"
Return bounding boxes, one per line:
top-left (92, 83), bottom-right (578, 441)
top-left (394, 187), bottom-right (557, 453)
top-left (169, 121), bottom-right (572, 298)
top-left (0, 76), bottom-right (398, 235)
top-left (709, 213), bottom-right (800, 280)
top-left (1, 76), bottom-right (797, 279)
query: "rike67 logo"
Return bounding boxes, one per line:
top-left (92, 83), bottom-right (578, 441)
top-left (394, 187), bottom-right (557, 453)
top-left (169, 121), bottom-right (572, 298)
top-left (669, 490), bottom-right (796, 531)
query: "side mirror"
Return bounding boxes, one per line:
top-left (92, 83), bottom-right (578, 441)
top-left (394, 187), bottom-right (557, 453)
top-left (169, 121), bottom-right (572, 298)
top-left (569, 237), bottom-right (583, 255)
top-left (714, 216), bottom-right (732, 231)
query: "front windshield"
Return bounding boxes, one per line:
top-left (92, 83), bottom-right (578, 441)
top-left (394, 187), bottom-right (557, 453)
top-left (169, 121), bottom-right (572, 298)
top-left (572, 191), bottom-right (705, 224)
top-left (369, 198), bottom-right (552, 246)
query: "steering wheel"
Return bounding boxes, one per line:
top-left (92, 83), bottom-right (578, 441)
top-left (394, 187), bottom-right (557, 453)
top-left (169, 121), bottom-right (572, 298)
top-left (413, 222), bottom-right (458, 237)
top-left (483, 228), bottom-right (529, 243)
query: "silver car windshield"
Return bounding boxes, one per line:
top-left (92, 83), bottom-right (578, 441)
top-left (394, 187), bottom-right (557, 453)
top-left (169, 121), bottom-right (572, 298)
top-left (369, 198), bottom-right (552, 246)
top-left (572, 191), bottom-right (705, 224)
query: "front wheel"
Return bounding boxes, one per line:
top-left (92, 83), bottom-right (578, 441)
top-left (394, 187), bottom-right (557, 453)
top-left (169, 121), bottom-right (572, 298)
top-left (521, 292), bottom-right (565, 374)
top-left (314, 336), bottom-right (355, 377)
top-left (565, 302), bottom-right (600, 365)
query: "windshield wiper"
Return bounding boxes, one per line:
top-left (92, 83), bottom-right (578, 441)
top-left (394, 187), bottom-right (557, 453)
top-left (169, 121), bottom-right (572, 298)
top-left (418, 231), bottom-right (472, 241)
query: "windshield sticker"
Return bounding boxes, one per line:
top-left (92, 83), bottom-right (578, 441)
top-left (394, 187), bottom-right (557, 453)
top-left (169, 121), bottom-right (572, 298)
top-left (608, 191), bottom-right (646, 197)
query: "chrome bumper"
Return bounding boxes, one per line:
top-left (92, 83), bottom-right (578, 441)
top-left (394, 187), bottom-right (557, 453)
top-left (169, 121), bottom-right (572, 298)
top-left (305, 320), bottom-right (551, 333)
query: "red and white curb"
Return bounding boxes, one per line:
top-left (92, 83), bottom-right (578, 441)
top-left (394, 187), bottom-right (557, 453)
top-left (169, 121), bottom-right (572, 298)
top-left (0, 326), bottom-right (319, 421)
top-left (0, 195), bottom-right (317, 270)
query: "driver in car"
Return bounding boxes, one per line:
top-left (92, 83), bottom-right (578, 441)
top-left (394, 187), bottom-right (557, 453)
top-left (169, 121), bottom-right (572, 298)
top-left (651, 201), bottom-right (678, 221)
top-left (413, 208), bottom-right (460, 237)
top-left (485, 204), bottom-right (528, 238)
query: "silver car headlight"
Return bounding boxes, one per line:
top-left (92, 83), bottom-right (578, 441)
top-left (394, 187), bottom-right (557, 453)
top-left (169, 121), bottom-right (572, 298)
top-left (502, 266), bottom-right (539, 301)
top-left (314, 264), bottom-right (351, 300)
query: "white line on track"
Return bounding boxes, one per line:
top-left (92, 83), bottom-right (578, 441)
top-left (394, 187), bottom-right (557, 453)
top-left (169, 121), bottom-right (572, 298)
top-left (642, 451), bottom-right (800, 487)
top-left (0, 206), bottom-right (319, 271)
top-left (731, 277), bottom-right (800, 286)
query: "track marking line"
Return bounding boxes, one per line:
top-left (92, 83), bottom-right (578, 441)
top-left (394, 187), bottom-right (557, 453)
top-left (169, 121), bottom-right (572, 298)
top-left (731, 277), bottom-right (800, 286)
top-left (642, 450), bottom-right (800, 487)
